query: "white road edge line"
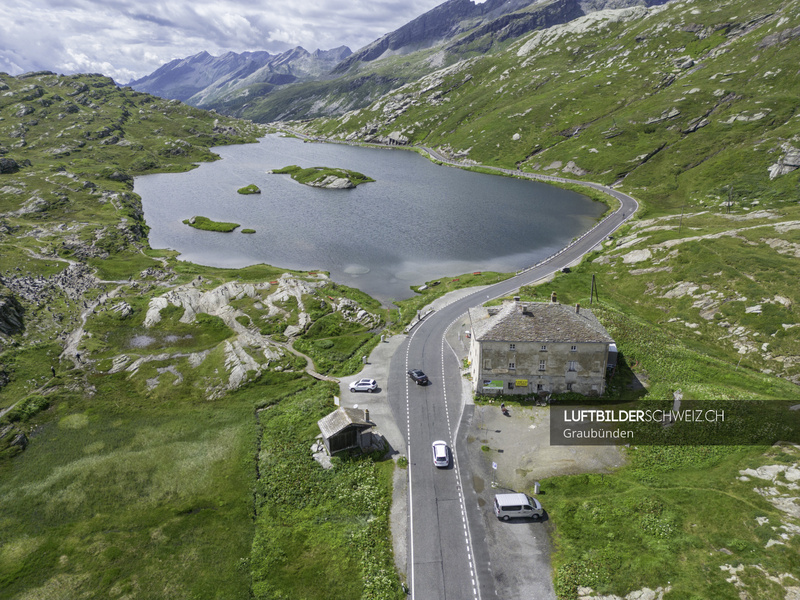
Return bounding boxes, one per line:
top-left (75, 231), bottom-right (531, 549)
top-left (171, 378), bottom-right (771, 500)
top-left (443, 315), bottom-right (482, 600)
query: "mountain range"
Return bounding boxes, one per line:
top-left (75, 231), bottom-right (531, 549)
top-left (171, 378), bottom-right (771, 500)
top-left (129, 0), bottom-right (670, 118)
top-left (128, 45), bottom-right (352, 108)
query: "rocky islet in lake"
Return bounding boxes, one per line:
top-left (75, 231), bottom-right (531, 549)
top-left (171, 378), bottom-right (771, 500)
top-left (270, 165), bottom-right (374, 189)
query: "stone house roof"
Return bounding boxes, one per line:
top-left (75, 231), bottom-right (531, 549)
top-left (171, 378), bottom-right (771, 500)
top-left (469, 301), bottom-right (614, 344)
top-left (317, 406), bottom-right (371, 439)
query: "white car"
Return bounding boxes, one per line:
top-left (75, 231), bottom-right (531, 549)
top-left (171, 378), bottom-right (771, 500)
top-left (432, 440), bottom-right (450, 468)
top-left (349, 378), bottom-right (378, 393)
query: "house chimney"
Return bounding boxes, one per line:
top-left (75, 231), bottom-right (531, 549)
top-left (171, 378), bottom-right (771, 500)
top-left (550, 291), bottom-right (557, 303)
top-left (576, 303), bottom-right (580, 314)
top-left (364, 408), bottom-right (370, 423)
top-left (513, 296), bottom-right (520, 303)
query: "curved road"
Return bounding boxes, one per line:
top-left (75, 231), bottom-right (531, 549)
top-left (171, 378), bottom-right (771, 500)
top-left (384, 149), bottom-right (639, 600)
top-left (280, 125), bottom-right (638, 597)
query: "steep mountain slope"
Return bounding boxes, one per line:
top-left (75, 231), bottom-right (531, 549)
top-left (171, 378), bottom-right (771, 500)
top-left (128, 45), bottom-right (351, 105)
top-left (291, 0), bottom-right (800, 387)
top-left (218, 0), bottom-right (670, 122)
top-left (128, 50), bottom-right (272, 101)
top-left (305, 0), bottom-right (800, 207)
top-left (330, 0), bottom-right (548, 72)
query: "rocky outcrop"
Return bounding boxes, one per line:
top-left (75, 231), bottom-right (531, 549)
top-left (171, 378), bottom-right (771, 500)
top-left (758, 25), bottom-right (800, 48)
top-left (1, 263), bottom-right (99, 304)
top-left (769, 144), bottom-right (800, 180)
top-left (0, 425), bottom-right (28, 458)
top-left (0, 289), bottom-right (24, 335)
top-left (145, 280), bottom-right (275, 327)
top-left (309, 176), bottom-right (354, 189)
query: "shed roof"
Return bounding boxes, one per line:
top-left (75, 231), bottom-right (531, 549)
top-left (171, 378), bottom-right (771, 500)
top-left (469, 301), bottom-right (613, 344)
top-left (317, 407), bottom-right (371, 439)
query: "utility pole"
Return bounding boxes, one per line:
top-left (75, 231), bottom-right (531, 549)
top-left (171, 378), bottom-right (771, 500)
top-left (590, 274), bottom-right (599, 304)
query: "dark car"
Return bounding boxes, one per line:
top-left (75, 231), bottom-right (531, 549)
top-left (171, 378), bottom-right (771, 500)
top-left (407, 369), bottom-right (429, 385)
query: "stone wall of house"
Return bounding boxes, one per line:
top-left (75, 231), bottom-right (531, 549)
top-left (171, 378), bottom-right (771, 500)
top-left (472, 340), bottom-right (609, 396)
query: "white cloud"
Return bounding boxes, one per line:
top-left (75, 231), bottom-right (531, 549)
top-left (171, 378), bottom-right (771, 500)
top-left (0, 0), bottom-right (444, 82)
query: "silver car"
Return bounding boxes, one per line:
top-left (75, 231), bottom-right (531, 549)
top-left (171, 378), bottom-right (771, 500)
top-left (349, 378), bottom-right (377, 393)
top-left (432, 440), bottom-right (450, 468)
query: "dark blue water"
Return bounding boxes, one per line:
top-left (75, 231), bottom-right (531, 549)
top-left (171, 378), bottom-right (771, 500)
top-left (135, 134), bottom-right (604, 301)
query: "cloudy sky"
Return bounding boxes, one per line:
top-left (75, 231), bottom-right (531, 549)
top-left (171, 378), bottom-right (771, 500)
top-left (1, 0), bottom-right (446, 83)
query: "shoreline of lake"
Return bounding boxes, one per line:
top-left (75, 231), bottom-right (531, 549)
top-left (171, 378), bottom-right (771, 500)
top-left (135, 134), bottom-right (605, 302)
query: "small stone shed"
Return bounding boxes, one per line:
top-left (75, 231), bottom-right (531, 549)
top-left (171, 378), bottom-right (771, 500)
top-left (317, 407), bottom-right (373, 455)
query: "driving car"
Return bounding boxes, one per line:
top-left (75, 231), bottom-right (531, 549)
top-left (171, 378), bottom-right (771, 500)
top-left (407, 369), bottom-right (429, 385)
top-left (431, 440), bottom-right (450, 468)
top-left (349, 378), bottom-right (377, 393)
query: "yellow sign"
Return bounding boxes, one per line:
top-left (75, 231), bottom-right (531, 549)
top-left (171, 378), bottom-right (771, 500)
top-left (515, 379), bottom-right (529, 387)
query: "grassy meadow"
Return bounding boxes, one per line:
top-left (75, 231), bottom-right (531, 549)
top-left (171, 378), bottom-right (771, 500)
top-left (546, 443), bottom-right (800, 600)
top-left (0, 71), bottom-right (401, 599)
top-left (0, 381), bottom-right (255, 598)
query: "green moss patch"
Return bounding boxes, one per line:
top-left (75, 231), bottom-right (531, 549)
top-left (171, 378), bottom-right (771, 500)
top-left (237, 184), bottom-right (261, 194)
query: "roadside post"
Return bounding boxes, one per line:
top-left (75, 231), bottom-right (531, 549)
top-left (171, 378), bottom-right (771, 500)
top-left (492, 462), bottom-right (497, 488)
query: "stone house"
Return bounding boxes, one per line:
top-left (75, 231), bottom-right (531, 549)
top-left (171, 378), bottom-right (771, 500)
top-left (317, 407), bottom-right (374, 455)
top-left (467, 297), bottom-right (614, 396)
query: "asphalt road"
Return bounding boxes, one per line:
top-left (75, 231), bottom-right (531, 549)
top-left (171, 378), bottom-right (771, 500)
top-left (384, 156), bottom-right (639, 600)
top-left (277, 129), bottom-right (638, 596)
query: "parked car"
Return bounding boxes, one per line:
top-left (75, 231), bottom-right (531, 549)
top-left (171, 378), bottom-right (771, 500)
top-left (407, 369), bottom-right (429, 385)
top-left (431, 440), bottom-right (450, 468)
top-left (349, 378), bottom-right (377, 393)
top-left (493, 493), bottom-right (543, 521)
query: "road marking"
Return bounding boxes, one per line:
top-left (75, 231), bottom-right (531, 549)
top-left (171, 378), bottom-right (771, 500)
top-left (441, 321), bottom-right (481, 600)
top-left (405, 321), bottom-right (426, 600)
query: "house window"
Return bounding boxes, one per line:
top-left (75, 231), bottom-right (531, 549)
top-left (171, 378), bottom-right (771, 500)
top-left (484, 359), bottom-right (491, 369)
top-left (539, 360), bottom-right (546, 371)
top-left (537, 383), bottom-right (544, 391)
top-left (567, 383), bottom-right (573, 391)
top-left (509, 343), bottom-right (516, 350)
top-left (568, 361), bottom-right (577, 372)
top-left (571, 345), bottom-right (577, 352)
top-left (508, 362), bottom-right (516, 370)
top-left (540, 345), bottom-right (547, 352)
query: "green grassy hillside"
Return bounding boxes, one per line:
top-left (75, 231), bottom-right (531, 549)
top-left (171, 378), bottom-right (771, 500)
top-left (296, 0), bottom-right (800, 387)
top-left (0, 72), bottom-right (401, 599)
top-left (281, 2), bottom-right (800, 597)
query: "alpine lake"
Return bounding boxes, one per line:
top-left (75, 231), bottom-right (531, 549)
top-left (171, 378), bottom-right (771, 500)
top-left (135, 134), bottom-right (606, 302)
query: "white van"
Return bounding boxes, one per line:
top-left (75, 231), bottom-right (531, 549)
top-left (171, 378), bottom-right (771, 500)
top-left (493, 493), bottom-right (544, 521)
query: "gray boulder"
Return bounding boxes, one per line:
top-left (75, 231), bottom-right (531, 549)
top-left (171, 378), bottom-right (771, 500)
top-left (0, 158), bottom-right (20, 174)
